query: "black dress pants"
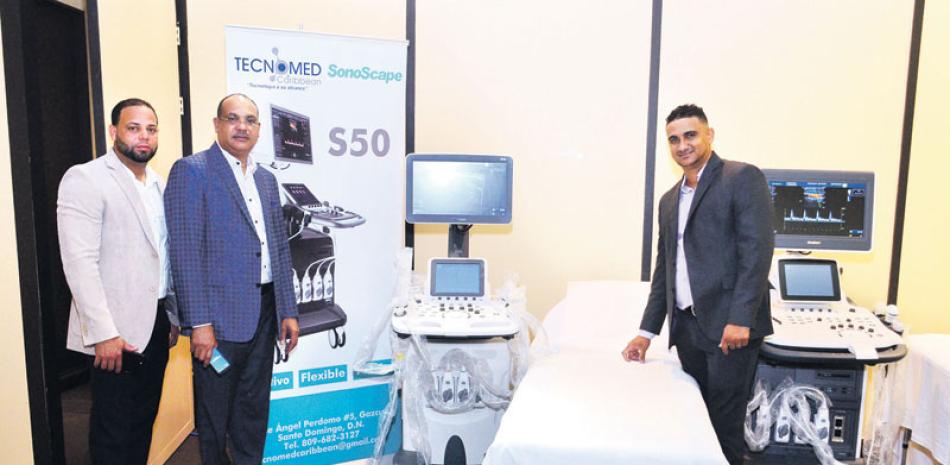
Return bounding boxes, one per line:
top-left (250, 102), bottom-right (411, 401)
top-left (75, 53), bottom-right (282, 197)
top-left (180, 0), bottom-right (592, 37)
top-left (671, 308), bottom-right (761, 465)
top-left (193, 286), bottom-right (276, 465)
top-left (89, 301), bottom-right (170, 465)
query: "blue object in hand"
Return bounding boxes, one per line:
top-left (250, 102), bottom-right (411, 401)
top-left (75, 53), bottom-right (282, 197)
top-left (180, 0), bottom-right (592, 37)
top-left (210, 347), bottom-right (230, 374)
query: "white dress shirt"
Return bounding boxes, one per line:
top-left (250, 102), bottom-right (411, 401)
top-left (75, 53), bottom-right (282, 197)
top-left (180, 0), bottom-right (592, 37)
top-left (120, 162), bottom-right (170, 299)
top-left (640, 163), bottom-right (707, 340)
top-left (674, 166), bottom-right (706, 311)
top-left (219, 144), bottom-right (273, 284)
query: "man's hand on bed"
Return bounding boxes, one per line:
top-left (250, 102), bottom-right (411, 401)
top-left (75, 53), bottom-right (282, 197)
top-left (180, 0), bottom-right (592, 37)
top-left (622, 336), bottom-right (651, 362)
top-left (719, 324), bottom-right (750, 355)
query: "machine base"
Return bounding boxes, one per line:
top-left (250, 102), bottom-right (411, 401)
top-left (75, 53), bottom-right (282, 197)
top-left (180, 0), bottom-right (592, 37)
top-left (750, 360), bottom-right (865, 464)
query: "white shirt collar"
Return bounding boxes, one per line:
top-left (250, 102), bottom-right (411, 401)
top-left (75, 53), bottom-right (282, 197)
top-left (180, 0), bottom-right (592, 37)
top-left (217, 142), bottom-right (256, 176)
top-left (680, 159), bottom-right (709, 193)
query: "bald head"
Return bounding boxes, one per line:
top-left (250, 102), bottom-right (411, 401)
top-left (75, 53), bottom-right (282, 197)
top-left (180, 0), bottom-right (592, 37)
top-left (216, 93), bottom-right (259, 119)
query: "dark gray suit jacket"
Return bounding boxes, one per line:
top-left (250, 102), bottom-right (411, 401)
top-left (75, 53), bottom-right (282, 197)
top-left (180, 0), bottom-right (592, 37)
top-left (640, 152), bottom-right (774, 344)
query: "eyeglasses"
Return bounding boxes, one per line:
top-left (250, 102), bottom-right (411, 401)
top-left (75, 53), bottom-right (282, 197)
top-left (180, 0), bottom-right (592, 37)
top-left (220, 113), bottom-right (260, 126)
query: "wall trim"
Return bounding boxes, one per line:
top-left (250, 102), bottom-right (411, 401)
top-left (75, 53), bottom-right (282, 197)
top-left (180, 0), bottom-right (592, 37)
top-left (85, 0), bottom-right (105, 155)
top-left (176, 0), bottom-right (192, 156)
top-left (887, 0), bottom-right (926, 304)
top-left (404, 0), bottom-right (415, 250)
top-left (640, 0), bottom-right (662, 281)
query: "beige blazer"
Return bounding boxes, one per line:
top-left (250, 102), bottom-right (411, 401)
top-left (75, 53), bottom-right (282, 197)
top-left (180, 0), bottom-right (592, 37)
top-left (57, 150), bottom-right (177, 355)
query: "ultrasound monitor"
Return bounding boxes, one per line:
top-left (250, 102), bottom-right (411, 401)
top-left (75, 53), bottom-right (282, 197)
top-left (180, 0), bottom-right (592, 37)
top-left (406, 154), bottom-right (513, 225)
top-left (777, 258), bottom-right (841, 302)
top-left (428, 258), bottom-right (486, 298)
top-left (763, 169), bottom-right (874, 251)
top-left (271, 104), bottom-right (313, 164)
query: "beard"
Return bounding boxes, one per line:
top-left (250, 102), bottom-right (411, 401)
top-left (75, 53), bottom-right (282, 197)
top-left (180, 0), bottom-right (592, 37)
top-left (115, 139), bottom-right (157, 163)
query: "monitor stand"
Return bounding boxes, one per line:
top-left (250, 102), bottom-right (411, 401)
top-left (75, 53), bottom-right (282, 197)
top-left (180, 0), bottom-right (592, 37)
top-left (448, 224), bottom-right (472, 258)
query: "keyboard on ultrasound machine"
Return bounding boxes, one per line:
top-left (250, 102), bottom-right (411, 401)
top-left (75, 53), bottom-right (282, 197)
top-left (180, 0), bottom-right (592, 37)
top-left (392, 295), bottom-right (519, 338)
top-left (391, 257), bottom-right (520, 338)
top-left (766, 296), bottom-right (903, 355)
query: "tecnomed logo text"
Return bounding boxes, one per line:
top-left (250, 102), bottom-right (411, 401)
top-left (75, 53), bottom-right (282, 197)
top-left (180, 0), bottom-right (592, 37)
top-left (233, 47), bottom-right (322, 87)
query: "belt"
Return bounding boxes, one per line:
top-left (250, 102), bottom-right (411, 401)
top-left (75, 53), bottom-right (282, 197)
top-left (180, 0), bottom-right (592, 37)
top-left (256, 282), bottom-right (274, 294)
top-left (678, 306), bottom-right (696, 317)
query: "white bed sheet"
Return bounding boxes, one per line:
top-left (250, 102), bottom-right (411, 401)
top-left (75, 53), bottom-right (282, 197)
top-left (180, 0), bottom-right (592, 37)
top-left (483, 281), bottom-right (728, 465)
top-left (889, 334), bottom-right (950, 465)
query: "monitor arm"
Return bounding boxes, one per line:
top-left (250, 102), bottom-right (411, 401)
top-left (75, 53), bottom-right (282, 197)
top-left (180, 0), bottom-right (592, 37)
top-left (448, 224), bottom-right (473, 258)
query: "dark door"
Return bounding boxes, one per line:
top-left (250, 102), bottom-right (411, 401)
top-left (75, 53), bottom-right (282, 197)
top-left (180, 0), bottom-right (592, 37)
top-left (2, 0), bottom-right (96, 463)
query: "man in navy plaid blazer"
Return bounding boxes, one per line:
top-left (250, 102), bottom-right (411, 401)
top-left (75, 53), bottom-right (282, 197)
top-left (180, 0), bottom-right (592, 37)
top-left (165, 93), bottom-right (299, 465)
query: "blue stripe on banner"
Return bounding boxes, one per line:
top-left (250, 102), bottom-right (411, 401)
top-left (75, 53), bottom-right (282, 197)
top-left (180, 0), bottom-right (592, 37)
top-left (299, 365), bottom-right (348, 387)
top-left (271, 372), bottom-right (294, 391)
top-left (263, 383), bottom-right (402, 464)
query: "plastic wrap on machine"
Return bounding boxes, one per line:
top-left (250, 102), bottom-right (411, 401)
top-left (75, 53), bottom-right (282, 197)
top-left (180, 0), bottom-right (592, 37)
top-left (351, 248), bottom-right (550, 465)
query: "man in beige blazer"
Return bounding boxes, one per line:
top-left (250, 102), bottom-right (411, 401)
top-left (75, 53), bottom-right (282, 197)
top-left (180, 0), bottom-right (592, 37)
top-left (57, 98), bottom-right (179, 465)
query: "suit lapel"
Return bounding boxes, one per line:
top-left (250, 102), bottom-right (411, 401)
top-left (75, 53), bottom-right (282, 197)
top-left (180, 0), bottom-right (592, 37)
top-left (104, 151), bottom-right (159, 253)
top-left (666, 187), bottom-right (679, 257)
top-left (685, 152), bottom-right (723, 228)
top-left (208, 143), bottom-right (256, 229)
top-left (253, 167), bottom-right (274, 230)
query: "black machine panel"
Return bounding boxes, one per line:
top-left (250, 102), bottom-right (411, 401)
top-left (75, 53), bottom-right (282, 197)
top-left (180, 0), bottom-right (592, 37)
top-left (747, 361), bottom-right (864, 465)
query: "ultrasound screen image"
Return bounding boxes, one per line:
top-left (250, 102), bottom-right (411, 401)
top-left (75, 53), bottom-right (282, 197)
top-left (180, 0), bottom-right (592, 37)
top-left (411, 161), bottom-right (509, 219)
top-left (768, 180), bottom-right (866, 238)
top-left (271, 105), bottom-right (312, 164)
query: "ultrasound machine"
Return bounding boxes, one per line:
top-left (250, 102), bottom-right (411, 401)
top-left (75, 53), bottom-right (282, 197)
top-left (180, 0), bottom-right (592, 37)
top-left (749, 169), bottom-right (906, 464)
top-left (270, 104), bottom-right (366, 350)
top-left (393, 154), bottom-right (520, 465)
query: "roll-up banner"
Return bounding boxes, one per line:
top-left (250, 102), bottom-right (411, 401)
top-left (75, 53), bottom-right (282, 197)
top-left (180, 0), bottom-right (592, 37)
top-left (225, 26), bottom-right (407, 464)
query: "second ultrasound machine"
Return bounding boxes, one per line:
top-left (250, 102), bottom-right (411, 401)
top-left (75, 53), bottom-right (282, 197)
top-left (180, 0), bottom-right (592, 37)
top-left (749, 169), bottom-right (906, 465)
top-left (394, 154), bottom-right (519, 465)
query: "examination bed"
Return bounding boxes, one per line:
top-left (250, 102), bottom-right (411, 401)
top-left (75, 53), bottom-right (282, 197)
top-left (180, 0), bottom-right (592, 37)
top-left (483, 281), bottom-right (728, 465)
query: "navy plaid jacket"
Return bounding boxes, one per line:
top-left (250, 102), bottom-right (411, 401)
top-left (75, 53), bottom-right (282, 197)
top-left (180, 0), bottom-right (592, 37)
top-left (165, 143), bottom-right (298, 342)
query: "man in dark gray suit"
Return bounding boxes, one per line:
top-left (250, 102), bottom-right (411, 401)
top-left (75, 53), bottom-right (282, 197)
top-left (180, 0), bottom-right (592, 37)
top-left (622, 104), bottom-right (774, 465)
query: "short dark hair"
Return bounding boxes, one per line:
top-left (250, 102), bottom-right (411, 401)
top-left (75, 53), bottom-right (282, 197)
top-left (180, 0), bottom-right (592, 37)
top-left (666, 104), bottom-right (708, 124)
top-left (216, 93), bottom-right (259, 118)
top-left (111, 98), bottom-right (156, 126)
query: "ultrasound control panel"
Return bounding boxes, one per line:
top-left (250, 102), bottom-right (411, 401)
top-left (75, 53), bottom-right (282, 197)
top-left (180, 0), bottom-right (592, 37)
top-left (765, 257), bottom-right (903, 362)
top-left (281, 183), bottom-right (366, 229)
top-left (391, 258), bottom-right (519, 338)
top-left (768, 300), bottom-right (901, 352)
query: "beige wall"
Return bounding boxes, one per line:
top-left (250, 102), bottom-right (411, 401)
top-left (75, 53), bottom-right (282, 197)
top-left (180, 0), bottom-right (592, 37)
top-left (98, 0), bottom-right (183, 174)
top-left (414, 0), bottom-right (653, 317)
top-left (898, 0), bottom-right (950, 334)
top-left (0, 19), bottom-right (37, 465)
top-left (655, 0), bottom-right (913, 314)
top-left (414, 1), bottom-right (928, 321)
